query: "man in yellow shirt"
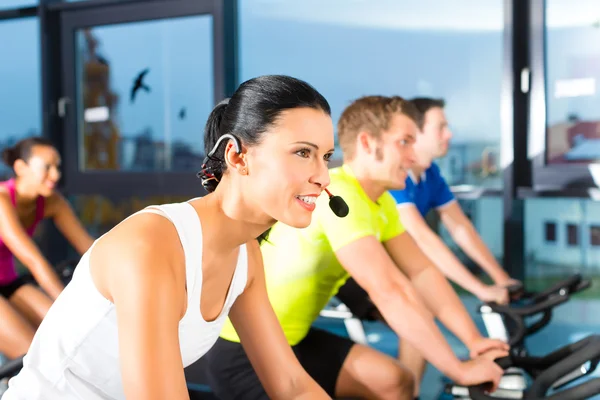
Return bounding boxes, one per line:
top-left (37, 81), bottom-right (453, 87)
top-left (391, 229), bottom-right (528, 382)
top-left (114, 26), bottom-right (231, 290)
top-left (204, 96), bottom-right (507, 400)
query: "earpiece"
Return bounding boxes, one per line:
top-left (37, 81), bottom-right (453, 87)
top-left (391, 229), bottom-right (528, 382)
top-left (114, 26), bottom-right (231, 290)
top-left (197, 134), bottom-right (242, 190)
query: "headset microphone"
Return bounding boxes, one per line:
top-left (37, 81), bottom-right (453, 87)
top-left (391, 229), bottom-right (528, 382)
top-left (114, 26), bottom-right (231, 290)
top-left (324, 188), bottom-right (349, 218)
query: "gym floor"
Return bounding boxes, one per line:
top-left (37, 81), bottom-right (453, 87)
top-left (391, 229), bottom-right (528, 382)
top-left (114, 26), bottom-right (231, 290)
top-left (313, 295), bottom-right (600, 399)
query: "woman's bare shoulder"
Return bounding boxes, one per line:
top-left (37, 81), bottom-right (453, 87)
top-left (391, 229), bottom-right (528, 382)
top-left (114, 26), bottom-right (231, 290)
top-left (90, 210), bottom-right (187, 302)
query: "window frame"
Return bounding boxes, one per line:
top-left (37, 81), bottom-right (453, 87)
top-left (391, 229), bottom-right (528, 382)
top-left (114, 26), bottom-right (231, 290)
top-left (528, 0), bottom-right (600, 191)
top-left (565, 222), bottom-right (579, 247)
top-left (544, 220), bottom-right (557, 244)
top-left (58, 0), bottom-right (225, 197)
top-left (589, 224), bottom-right (600, 247)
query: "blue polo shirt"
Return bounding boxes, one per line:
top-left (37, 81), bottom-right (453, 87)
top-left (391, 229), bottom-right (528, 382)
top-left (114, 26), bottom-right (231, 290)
top-left (390, 163), bottom-right (455, 216)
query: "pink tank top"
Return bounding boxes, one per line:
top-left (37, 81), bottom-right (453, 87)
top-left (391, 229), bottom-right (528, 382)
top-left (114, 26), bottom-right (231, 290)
top-left (0, 178), bottom-right (45, 285)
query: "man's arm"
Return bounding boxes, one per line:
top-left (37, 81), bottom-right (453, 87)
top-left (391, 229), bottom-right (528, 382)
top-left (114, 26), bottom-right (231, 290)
top-left (336, 235), bottom-right (469, 382)
top-left (230, 241), bottom-right (329, 400)
top-left (383, 232), bottom-right (509, 357)
top-left (439, 202), bottom-right (513, 285)
top-left (398, 204), bottom-right (508, 303)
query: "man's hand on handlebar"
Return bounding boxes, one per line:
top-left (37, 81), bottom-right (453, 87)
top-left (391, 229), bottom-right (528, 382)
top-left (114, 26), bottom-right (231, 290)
top-left (476, 285), bottom-right (509, 305)
top-left (454, 356), bottom-right (504, 393)
top-left (474, 348), bottom-right (509, 363)
top-left (500, 278), bottom-right (522, 288)
top-left (497, 278), bottom-right (524, 300)
top-left (468, 337), bottom-right (509, 359)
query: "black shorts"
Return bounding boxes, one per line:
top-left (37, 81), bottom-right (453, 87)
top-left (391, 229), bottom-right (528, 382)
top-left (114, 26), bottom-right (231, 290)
top-left (336, 278), bottom-right (380, 321)
top-left (204, 327), bottom-right (355, 399)
top-left (0, 276), bottom-right (28, 299)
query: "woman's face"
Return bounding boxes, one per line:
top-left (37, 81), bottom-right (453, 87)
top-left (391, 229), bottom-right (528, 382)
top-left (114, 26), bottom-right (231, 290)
top-left (19, 145), bottom-right (62, 197)
top-left (243, 107), bottom-right (335, 228)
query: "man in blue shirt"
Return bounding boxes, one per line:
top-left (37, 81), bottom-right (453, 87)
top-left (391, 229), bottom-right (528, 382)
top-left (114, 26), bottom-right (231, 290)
top-left (389, 98), bottom-right (519, 300)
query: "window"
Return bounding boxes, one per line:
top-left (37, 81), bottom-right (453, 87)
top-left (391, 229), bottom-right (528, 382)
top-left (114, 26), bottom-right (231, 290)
top-left (0, 0), bottom-right (36, 9)
top-left (0, 18), bottom-right (41, 179)
top-left (545, 222), bottom-right (557, 243)
top-left (69, 194), bottom-right (189, 238)
top-left (591, 225), bottom-right (600, 247)
top-left (238, 0), bottom-right (504, 189)
top-left (545, 0), bottom-right (600, 164)
top-left (437, 198), bottom-right (504, 269)
top-left (525, 199), bottom-right (590, 281)
top-left (73, 15), bottom-right (214, 172)
top-left (566, 223), bottom-right (579, 246)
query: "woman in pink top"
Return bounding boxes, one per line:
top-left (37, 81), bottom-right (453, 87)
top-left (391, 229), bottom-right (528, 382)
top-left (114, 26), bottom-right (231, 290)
top-left (0, 137), bottom-right (94, 359)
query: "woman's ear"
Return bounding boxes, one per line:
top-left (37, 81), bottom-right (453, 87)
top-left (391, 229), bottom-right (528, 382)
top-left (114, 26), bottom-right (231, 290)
top-left (13, 159), bottom-right (28, 176)
top-left (223, 140), bottom-right (247, 175)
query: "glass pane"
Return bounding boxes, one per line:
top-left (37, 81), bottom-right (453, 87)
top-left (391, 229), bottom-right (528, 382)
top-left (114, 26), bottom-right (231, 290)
top-left (0, 18), bottom-right (41, 179)
top-left (239, 0), bottom-right (504, 189)
top-left (525, 198), bottom-right (600, 294)
top-left (545, 0), bottom-right (600, 164)
top-left (75, 15), bottom-right (214, 172)
top-left (438, 197), bottom-right (504, 277)
top-left (524, 198), bottom-right (600, 349)
top-left (69, 194), bottom-right (190, 238)
top-left (0, 0), bottom-right (36, 9)
top-left (545, 222), bottom-right (557, 242)
top-left (567, 223), bottom-right (579, 246)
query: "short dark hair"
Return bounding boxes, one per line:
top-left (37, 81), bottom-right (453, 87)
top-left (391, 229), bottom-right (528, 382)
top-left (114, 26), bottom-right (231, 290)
top-left (2, 136), bottom-right (55, 168)
top-left (409, 97), bottom-right (445, 117)
top-left (203, 75), bottom-right (331, 193)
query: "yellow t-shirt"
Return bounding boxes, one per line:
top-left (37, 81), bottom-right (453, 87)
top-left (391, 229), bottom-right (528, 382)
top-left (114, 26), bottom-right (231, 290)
top-left (219, 164), bottom-right (406, 345)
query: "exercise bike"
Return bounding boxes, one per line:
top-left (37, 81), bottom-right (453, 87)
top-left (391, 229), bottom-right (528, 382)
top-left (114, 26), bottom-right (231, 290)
top-left (480, 274), bottom-right (591, 351)
top-left (446, 275), bottom-right (599, 399)
top-left (466, 315), bottom-right (600, 399)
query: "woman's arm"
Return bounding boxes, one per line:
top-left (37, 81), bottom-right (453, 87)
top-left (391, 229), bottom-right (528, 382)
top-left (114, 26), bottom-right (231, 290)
top-left (0, 194), bottom-right (63, 299)
top-left (47, 193), bottom-right (95, 255)
top-left (93, 214), bottom-right (189, 400)
top-left (229, 241), bottom-right (330, 400)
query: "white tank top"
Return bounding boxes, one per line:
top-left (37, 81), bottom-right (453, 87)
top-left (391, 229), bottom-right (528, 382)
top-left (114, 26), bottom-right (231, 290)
top-left (4, 201), bottom-right (248, 400)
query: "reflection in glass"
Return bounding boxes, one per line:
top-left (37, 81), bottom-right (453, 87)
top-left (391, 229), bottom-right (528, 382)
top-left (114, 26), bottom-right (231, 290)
top-left (545, 0), bottom-right (600, 164)
top-left (75, 16), bottom-right (214, 172)
top-left (437, 198), bottom-right (504, 268)
top-left (239, 0), bottom-right (504, 188)
top-left (69, 194), bottom-right (190, 238)
top-left (525, 199), bottom-right (600, 297)
top-left (0, 18), bottom-right (41, 180)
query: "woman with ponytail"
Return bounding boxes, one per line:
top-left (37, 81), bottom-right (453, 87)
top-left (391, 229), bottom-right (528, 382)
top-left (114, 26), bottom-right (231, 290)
top-left (0, 137), bottom-right (94, 360)
top-left (5, 75), bottom-right (336, 400)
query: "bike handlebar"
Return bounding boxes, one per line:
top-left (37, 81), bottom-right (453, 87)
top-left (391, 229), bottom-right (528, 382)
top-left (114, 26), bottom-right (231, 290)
top-left (484, 292), bottom-right (569, 348)
top-left (468, 335), bottom-right (600, 400)
top-left (489, 291), bottom-right (570, 318)
top-left (529, 274), bottom-right (583, 304)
